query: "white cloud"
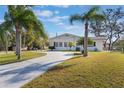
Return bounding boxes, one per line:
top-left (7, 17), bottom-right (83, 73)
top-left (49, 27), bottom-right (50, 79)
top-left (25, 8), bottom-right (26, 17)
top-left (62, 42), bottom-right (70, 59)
top-left (65, 25), bottom-right (79, 30)
top-left (34, 10), bottom-right (53, 17)
top-left (0, 19), bottom-right (4, 24)
top-left (54, 11), bottom-right (59, 14)
top-left (56, 22), bottom-right (83, 31)
top-left (46, 16), bottom-right (69, 23)
top-left (56, 22), bottom-right (64, 26)
top-left (54, 5), bottom-right (70, 8)
top-left (57, 16), bottom-right (69, 19)
top-left (62, 24), bottom-right (82, 31)
top-left (47, 17), bottom-right (60, 23)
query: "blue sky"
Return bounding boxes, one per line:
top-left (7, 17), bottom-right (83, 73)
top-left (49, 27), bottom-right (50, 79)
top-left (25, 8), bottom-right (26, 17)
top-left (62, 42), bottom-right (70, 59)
top-left (0, 5), bottom-right (124, 37)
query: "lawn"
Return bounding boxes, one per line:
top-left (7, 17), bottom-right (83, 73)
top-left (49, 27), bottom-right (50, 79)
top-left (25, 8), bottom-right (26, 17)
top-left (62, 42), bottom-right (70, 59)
top-left (0, 51), bottom-right (46, 65)
top-left (23, 52), bottom-right (124, 88)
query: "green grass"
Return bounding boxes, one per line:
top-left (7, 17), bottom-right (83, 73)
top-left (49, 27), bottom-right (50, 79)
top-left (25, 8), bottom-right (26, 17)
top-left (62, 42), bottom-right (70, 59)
top-left (60, 50), bottom-right (77, 52)
top-left (23, 52), bottom-right (124, 88)
top-left (0, 51), bottom-right (46, 65)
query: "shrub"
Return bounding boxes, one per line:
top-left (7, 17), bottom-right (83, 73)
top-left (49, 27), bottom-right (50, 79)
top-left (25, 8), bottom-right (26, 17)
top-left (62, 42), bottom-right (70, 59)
top-left (76, 47), bottom-right (80, 51)
top-left (49, 46), bottom-right (55, 51)
top-left (81, 50), bottom-right (84, 54)
top-left (94, 48), bottom-right (98, 52)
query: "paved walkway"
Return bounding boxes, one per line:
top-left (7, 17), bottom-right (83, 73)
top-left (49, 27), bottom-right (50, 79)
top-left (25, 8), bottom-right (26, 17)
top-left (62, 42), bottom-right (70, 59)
top-left (0, 51), bottom-right (74, 88)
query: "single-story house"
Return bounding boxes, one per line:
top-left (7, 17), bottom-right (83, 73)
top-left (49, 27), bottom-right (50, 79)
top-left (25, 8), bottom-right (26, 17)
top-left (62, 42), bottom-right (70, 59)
top-left (49, 33), bottom-right (106, 51)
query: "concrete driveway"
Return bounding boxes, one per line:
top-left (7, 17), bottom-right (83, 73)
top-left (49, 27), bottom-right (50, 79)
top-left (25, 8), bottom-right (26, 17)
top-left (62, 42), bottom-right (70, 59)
top-left (0, 51), bottom-right (74, 88)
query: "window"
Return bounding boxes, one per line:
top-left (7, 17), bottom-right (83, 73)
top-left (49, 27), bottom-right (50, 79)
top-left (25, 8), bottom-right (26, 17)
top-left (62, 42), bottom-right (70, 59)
top-left (59, 42), bottom-right (63, 47)
top-left (54, 42), bottom-right (58, 47)
top-left (94, 42), bottom-right (96, 46)
top-left (64, 42), bottom-right (67, 47)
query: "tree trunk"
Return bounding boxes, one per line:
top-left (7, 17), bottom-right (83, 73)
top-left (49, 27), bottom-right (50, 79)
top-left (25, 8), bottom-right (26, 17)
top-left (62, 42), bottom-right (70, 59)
top-left (83, 22), bottom-right (88, 57)
top-left (109, 36), bottom-right (112, 51)
top-left (108, 23), bottom-right (113, 51)
top-left (122, 45), bottom-right (124, 53)
top-left (15, 23), bottom-right (21, 60)
top-left (5, 37), bottom-right (8, 54)
top-left (111, 33), bottom-right (120, 51)
top-left (4, 34), bottom-right (8, 54)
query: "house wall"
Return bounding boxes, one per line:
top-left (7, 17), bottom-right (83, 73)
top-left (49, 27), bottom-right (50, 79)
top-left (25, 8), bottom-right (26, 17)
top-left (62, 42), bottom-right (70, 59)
top-left (49, 34), bottom-right (106, 51)
top-left (49, 35), bottom-right (79, 50)
top-left (94, 40), bottom-right (104, 51)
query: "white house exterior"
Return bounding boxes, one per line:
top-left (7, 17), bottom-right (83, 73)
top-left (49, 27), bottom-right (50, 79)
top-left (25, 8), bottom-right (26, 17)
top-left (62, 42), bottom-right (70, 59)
top-left (49, 33), bottom-right (106, 51)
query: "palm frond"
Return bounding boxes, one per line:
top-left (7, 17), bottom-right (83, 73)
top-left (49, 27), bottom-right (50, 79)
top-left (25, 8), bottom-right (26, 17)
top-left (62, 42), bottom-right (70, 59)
top-left (87, 6), bottom-right (100, 15)
top-left (69, 14), bottom-right (83, 25)
top-left (91, 14), bottom-right (105, 21)
top-left (33, 20), bottom-right (48, 39)
top-left (84, 6), bottom-right (100, 19)
top-left (0, 24), bottom-right (10, 50)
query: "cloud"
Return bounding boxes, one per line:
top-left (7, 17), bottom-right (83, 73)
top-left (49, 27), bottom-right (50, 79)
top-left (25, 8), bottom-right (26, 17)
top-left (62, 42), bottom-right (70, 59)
top-left (34, 10), bottom-right (53, 17)
top-left (0, 19), bottom-right (4, 24)
top-left (54, 11), bottom-right (59, 14)
top-left (57, 16), bottom-right (69, 19)
top-left (55, 21), bottom-right (83, 32)
top-left (65, 25), bottom-right (80, 30)
top-left (63, 25), bottom-right (82, 31)
top-left (47, 17), bottom-right (61, 23)
top-left (45, 16), bottom-right (69, 23)
top-left (54, 5), bottom-right (70, 8)
top-left (56, 22), bottom-right (64, 26)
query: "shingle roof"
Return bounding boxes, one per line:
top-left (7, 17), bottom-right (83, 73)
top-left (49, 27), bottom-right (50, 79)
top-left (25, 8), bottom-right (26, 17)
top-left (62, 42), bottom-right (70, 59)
top-left (50, 33), bottom-right (81, 40)
top-left (49, 33), bottom-right (106, 40)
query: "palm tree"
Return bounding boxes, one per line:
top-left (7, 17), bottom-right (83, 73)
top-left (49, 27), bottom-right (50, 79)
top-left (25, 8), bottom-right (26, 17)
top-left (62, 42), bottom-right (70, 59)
top-left (3, 5), bottom-right (47, 59)
top-left (70, 6), bottom-right (105, 57)
top-left (0, 22), bottom-right (13, 54)
top-left (0, 25), bottom-right (9, 53)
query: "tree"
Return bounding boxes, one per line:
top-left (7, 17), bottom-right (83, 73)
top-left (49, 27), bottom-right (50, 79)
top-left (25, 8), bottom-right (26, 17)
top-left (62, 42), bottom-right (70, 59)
top-left (0, 25), bottom-right (9, 53)
top-left (90, 7), bottom-right (124, 51)
top-left (3, 5), bottom-right (47, 59)
top-left (89, 18), bottom-right (105, 37)
top-left (114, 40), bottom-right (124, 53)
top-left (70, 6), bottom-right (105, 56)
top-left (26, 25), bottom-right (35, 50)
top-left (77, 37), bottom-right (94, 46)
top-left (0, 22), bottom-right (14, 53)
top-left (68, 42), bottom-right (76, 50)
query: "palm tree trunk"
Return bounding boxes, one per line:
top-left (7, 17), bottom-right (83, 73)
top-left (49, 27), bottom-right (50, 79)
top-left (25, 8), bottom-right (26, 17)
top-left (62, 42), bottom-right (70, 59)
top-left (5, 36), bottom-right (8, 54)
top-left (3, 33), bottom-right (8, 54)
top-left (15, 23), bottom-right (21, 60)
top-left (83, 21), bottom-right (88, 57)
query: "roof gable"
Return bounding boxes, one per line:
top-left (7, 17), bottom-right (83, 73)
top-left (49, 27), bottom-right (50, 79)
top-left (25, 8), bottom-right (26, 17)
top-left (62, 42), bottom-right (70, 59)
top-left (50, 33), bottom-right (81, 40)
top-left (49, 33), bottom-right (106, 41)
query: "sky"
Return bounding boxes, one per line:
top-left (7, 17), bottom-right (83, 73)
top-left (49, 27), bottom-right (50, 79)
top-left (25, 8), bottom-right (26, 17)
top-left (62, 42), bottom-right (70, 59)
top-left (0, 5), bottom-right (124, 38)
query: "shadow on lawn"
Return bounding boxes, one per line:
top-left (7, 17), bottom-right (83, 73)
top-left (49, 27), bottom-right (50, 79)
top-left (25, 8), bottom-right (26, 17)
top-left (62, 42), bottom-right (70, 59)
top-left (50, 64), bottom-right (76, 71)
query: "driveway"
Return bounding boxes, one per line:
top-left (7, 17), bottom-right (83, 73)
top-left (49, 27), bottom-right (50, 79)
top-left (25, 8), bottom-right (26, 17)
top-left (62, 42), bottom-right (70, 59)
top-left (0, 51), bottom-right (74, 88)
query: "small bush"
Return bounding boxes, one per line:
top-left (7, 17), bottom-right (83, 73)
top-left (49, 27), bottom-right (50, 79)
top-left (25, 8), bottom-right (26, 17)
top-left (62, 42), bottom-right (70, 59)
top-left (49, 46), bottom-right (55, 51)
top-left (94, 48), bottom-right (98, 52)
top-left (76, 47), bottom-right (80, 51)
top-left (81, 50), bottom-right (84, 54)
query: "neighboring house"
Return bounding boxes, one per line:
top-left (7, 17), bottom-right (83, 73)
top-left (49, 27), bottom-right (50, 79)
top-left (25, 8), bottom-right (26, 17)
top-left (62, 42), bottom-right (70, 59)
top-left (49, 33), bottom-right (106, 51)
